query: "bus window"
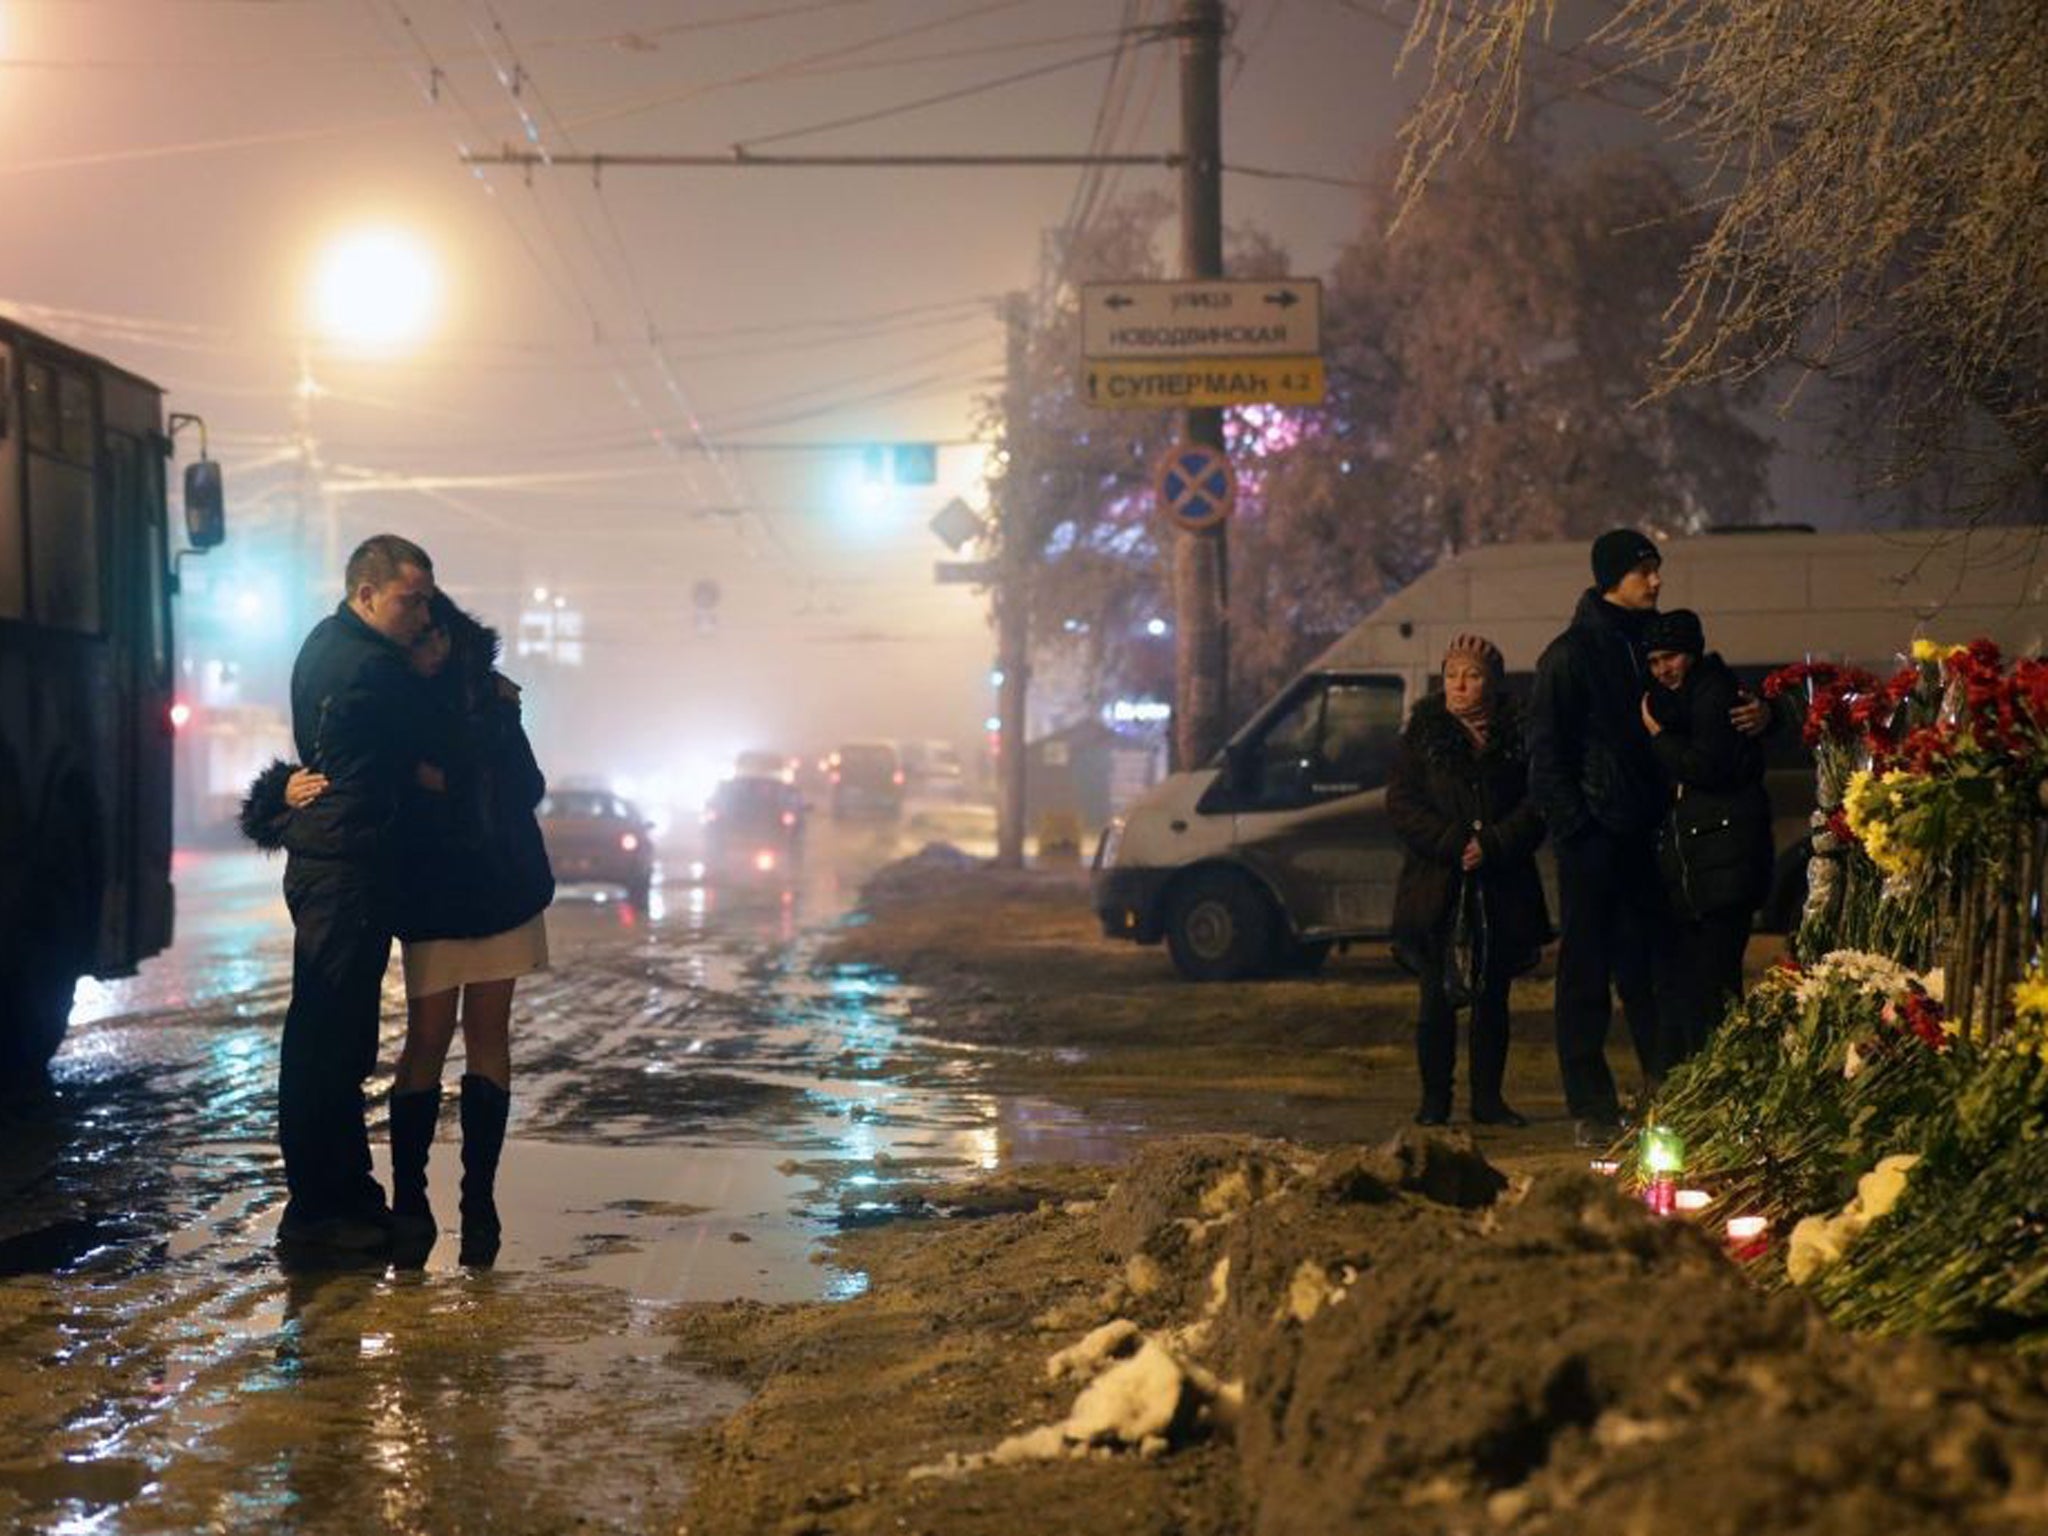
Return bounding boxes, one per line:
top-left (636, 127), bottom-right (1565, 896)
top-left (58, 371), bottom-right (93, 462)
top-left (25, 359), bottom-right (101, 633)
top-left (0, 343), bottom-right (20, 619)
top-left (25, 359), bottom-right (57, 451)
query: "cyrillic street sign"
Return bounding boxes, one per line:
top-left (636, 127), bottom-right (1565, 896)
top-left (1082, 279), bottom-right (1322, 359)
top-left (1155, 442), bottom-right (1235, 532)
top-left (1085, 356), bottom-right (1326, 410)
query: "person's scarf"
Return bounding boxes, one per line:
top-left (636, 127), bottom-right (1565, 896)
top-left (1448, 688), bottom-right (1491, 750)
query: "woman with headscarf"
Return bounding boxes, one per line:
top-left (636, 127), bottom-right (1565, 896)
top-left (244, 592), bottom-right (553, 1265)
top-left (1638, 608), bottom-right (1773, 1071)
top-left (1388, 634), bottom-right (1551, 1127)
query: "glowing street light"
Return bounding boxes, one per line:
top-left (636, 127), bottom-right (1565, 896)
top-left (308, 226), bottom-right (440, 353)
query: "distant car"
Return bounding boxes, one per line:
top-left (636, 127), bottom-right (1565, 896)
top-left (902, 738), bottom-right (967, 801)
top-left (702, 775), bottom-right (805, 881)
top-left (830, 741), bottom-right (905, 820)
top-left (538, 789), bottom-right (655, 904)
top-left (733, 749), bottom-right (800, 784)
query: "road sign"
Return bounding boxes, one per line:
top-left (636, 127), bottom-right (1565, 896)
top-left (1155, 442), bottom-right (1235, 532)
top-left (1082, 279), bottom-right (1321, 359)
top-left (1087, 356), bottom-right (1325, 410)
top-left (928, 497), bottom-right (984, 552)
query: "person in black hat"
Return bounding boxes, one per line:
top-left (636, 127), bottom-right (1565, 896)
top-left (1528, 527), bottom-right (1670, 1144)
top-left (1640, 608), bottom-right (1774, 1072)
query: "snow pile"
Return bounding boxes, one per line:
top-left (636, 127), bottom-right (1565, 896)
top-left (908, 1328), bottom-right (1238, 1480)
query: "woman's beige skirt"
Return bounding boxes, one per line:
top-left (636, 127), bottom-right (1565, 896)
top-left (402, 913), bottom-right (550, 1000)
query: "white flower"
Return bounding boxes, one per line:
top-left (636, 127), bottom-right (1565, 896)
top-left (1792, 949), bottom-right (1933, 1008)
top-left (1785, 1153), bottom-right (1920, 1286)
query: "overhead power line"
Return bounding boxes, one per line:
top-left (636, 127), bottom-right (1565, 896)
top-left (464, 149), bottom-right (1182, 171)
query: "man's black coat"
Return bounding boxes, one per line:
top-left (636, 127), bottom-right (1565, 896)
top-left (1528, 588), bottom-right (1667, 847)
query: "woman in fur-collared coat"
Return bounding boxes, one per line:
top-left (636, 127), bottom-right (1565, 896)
top-left (1387, 634), bottom-right (1551, 1128)
top-left (243, 591), bottom-right (551, 1266)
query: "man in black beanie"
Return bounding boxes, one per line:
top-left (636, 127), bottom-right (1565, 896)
top-left (1528, 527), bottom-right (1669, 1142)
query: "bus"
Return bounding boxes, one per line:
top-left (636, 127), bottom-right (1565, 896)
top-left (0, 317), bottom-right (223, 1072)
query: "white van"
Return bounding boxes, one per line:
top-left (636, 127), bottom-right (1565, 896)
top-left (1093, 527), bottom-right (2048, 980)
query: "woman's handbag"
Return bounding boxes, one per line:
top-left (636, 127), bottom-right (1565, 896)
top-left (1442, 871), bottom-right (1490, 1008)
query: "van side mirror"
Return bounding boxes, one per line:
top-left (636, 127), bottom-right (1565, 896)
top-left (184, 460), bottom-right (225, 549)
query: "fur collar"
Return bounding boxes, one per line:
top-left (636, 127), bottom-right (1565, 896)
top-left (1404, 691), bottom-right (1526, 766)
top-left (239, 758), bottom-right (295, 851)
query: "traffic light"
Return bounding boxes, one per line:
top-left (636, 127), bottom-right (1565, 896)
top-left (860, 444), bottom-right (939, 487)
top-left (892, 443), bottom-right (937, 485)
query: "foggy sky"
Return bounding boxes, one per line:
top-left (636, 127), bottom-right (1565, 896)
top-left (4, 0), bottom-right (1808, 797)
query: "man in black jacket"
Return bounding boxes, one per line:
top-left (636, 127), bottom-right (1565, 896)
top-left (275, 533), bottom-right (436, 1252)
top-left (1528, 528), bottom-right (1668, 1143)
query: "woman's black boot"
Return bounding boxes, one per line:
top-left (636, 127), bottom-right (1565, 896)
top-left (387, 1086), bottom-right (442, 1265)
top-left (458, 1074), bottom-right (509, 1267)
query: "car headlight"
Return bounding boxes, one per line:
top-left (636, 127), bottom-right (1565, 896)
top-left (1095, 817), bottom-right (1125, 870)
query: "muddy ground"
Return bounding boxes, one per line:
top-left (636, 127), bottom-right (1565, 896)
top-left (667, 857), bottom-right (2045, 1535)
top-left (817, 852), bottom-right (1609, 1174)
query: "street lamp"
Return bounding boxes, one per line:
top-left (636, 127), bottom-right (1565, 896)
top-left (308, 226), bottom-right (440, 354)
top-left (291, 225), bottom-right (442, 634)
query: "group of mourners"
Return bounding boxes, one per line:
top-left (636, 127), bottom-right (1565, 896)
top-left (1388, 527), bottom-right (1775, 1144)
top-left (241, 534), bottom-right (555, 1263)
top-left (243, 524), bottom-right (1777, 1261)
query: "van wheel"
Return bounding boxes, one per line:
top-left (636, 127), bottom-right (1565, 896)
top-left (1165, 871), bottom-right (1275, 982)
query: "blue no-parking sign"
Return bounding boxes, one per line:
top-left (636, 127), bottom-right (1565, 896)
top-left (1154, 442), bottom-right (1235, 532)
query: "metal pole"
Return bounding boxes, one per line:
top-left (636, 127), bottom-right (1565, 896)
top-left (995, 293), bottom-right (1032, 869)
top-left (1172, 0), bottom-right (1229, 771)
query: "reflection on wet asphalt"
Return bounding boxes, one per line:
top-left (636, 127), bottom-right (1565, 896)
top-left (2, 814), bottom-right (1127, 1533)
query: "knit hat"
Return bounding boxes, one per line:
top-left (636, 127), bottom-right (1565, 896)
top-left (1644, 608), bottom-right (1705, 657)
top-left (1590, 528), bottom-right (1662, 592)
top-left (1442, 631), bottom-right (1504, 678)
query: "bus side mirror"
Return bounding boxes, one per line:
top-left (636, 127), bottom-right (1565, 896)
top-left (184, 460), bottom-right (225, 549)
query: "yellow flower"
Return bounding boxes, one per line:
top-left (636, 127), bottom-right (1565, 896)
top-left (1842, 768), bottom-right (1923, 881)
top-left (2013, 967), bottom-right (2048, 1061)
top-left (1910, 638), bottom-right (1946, 663)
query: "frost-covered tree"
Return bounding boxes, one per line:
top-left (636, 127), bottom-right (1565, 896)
top-left (1397, 0), bottom-right (2048, 509)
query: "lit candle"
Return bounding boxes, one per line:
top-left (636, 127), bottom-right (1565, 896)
top-left (1725, 1214), bottom-right (1769, 1261)
top-left (1640, 1125), bottom-right (1686, 1176)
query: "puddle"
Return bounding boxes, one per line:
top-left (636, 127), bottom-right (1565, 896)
top-left (3, 833), bottom-right (1159, 1533)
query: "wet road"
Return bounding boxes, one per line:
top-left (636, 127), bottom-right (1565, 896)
top-left (0, 806), bottom-right (1118, 1533)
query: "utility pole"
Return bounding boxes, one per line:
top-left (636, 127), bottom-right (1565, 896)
top-left (1173, 0), bottom-right (1229, 771)
top-left (994, 291), bottom-right (1033, 869)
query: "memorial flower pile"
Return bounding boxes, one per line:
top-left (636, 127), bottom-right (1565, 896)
top-left (1639, 636), bottom-right (2048, 1345)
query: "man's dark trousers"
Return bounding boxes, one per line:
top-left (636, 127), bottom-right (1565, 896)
top-left (1553, 830), bottom-right (1662, 1121)
top-left (279, 858), bottom-right (392, 1224)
